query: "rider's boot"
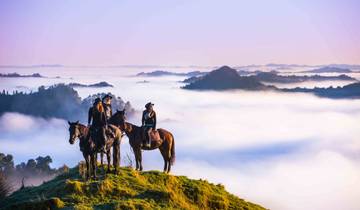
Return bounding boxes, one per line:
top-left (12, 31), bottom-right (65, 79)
top-left (146, 133), bottom-right (151, 148)
top-left (101, 128), bottom-right (107, 152)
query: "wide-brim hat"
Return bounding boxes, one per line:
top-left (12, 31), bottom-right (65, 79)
top-left (102, 94), bottom-right (113, 100)
top-left (145, 102), bottom-right (154, 108)
top-left (94, 98), bottom-right (102, 104)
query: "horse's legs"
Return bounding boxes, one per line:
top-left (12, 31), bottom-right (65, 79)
top-left (100, 152), bottom-right (104, 167)
top-left (159, 147), bottom-right (169, 173)
top-left (137, 149), bottom-right (143, 171)
top-left (91, 154), bottom-right (97, 179)
top-left (113, 139), bottom-right (120, 173)
top-left (167, 159), bottom-right (171, 173)
top-left (106, 150), bottom-right (111, 173)
top-left (167, 142), bottom-right (172, 173)
top-left (133, 146), bottom-right (140, 170)
top-left (84, 154), bottom-right (90, 179)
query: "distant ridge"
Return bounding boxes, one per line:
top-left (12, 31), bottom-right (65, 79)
top-left (282, 82), bottom-right (360, 99)
top-left (301, 66), bottom-right (352, 73)
top-left (68, 81), bottom-right (114, 88)
top-left (183, 66), bottom-right (269, 90)
top-left (136, 70), bottom-right (206, 77)
top-left (254, 72), bottom-right (357, 83)
top-left (0, 72), bottom-right (44, 78)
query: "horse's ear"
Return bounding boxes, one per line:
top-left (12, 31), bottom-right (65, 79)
top-left (116, 109), bottom-right (120, 112)
top-left (68, 121), bottom-right (71, 125)
top-left (75, 120), bottom-right (79, 124)
top-left (123, 108), bottom-right (126, 113)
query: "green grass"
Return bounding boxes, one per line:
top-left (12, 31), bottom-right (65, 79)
top-left (0, 167), bottom-right (266, 210)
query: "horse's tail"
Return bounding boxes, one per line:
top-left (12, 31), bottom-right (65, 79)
top-left (170, 134), bottom-right (175, 165)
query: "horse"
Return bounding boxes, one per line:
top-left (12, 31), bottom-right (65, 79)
top-left (68, 121), bottom-right (122, 178)
top-left (109, 109), bottom-right (175, 173)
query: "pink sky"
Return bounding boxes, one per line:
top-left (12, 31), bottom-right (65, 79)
top-left (0, 0), bottom-right (359, 66)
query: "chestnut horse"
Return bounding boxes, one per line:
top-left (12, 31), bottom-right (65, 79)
top-left (109, 110), bottom-right (175, 173)
top-left (68, 121), bottom-right (122, 178)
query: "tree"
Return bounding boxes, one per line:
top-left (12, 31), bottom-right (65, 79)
top-left (0, 153), bottom-right (14, 174)
top-left (25, 159), bottom-right (37, 172)
top-left (35, 156), bottom-right (53, 173)
top-left (0, 172), bottom-right (11, 200)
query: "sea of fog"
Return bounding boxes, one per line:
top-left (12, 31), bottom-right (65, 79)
top-left (0, 67), bottom-right (360, 210)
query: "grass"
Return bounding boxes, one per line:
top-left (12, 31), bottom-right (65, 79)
top-left (0, 166), bottom-right (266, 210)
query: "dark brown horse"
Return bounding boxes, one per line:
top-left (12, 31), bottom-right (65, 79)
top-left (109, 110), bottom-right (175, 173)
top-left (68, 121), bottom-right (122, 178)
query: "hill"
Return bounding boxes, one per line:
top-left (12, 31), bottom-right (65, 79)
top-left (183, 66), bottom-right (270, 90)
top-left (68, 81), bottom-right (114, 88)
top-left (301, 66), bottom-right (352, 73)
top-left (255, 72), bottom-right (356, 83)
top-left (282, 82), bottom-right (360, 99)
top-left (0, 167), bottom-right (265, 210)
top-left (0, 84), bottom-right (135, 121)
top-left (0, 72), bottom-right (44, 78)
top-left (136, 70), bottom-right (206, 77)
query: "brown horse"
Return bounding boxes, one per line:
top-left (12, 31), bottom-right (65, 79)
top-left (109, 110), bottom-right (175, 173)
top-left (68, 121), bottom-right (122, 178)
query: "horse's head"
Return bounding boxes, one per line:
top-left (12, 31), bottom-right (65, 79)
top-left (68, 121), bottom-right (81, 144)
top-left (112, 108), bottom-right (126, 128)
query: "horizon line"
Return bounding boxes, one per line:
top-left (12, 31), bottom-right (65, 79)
top-left (1, 63), bottom-right (360, 69)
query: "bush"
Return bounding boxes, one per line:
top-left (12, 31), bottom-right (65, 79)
top-left (0, 172), bottom-right (11, 200)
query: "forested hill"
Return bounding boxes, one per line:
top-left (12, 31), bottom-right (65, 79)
top-left (0, 84), bottom-right (135, 121)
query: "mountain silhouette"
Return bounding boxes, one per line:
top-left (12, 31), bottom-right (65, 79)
top-left (183, 66), bottom-right (269, 90)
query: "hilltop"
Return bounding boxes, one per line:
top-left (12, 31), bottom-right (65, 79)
top-left (183, 66), bottom-right (270, 90)
top-left (68, 81), bottom-right (114, 88)
top-left (0, 167), bottom-right (265, 210)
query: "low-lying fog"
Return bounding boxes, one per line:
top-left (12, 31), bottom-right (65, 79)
top-left (0, 67), bottom-right (360, 210)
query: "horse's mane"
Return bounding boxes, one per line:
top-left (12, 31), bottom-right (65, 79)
top-left (126, 122), bottom-right (140, 129)
top-left (76, 123), bottom-right (90, 140)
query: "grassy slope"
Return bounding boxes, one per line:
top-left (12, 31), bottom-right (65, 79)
top-left (0, 167), bottom-right (266, 210)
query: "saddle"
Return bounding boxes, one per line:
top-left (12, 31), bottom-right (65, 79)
top-left (149, 129), bottom-right (162, 142)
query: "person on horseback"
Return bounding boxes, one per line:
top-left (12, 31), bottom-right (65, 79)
top-left (102, 94), bottom-right (113, 123)
top-left (142, 102), bottom-right (157, 148)
top-left (88, 98), bottom-right (107, 152)
top-left (102, 94), bottom-right (116, 139)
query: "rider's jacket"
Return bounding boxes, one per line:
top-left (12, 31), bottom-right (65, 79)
top-left (88, 106), bottom-right (107, 127)
top-left (142, 110), bottom-right (156, 129)
top-left (103, 103), bottom-right (112, 122)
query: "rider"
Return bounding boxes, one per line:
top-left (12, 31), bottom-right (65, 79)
top-left (102, 94), bottom-right (113, 123)
top-left (142, 102), bottom-right (156, 148)
top-left (102, 94), bottom-right (115, 139)
top-left (88, 98), bottom-right (107, 152)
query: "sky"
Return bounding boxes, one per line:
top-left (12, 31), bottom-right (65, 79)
top-left (0, 0), bottom-right (360, 66)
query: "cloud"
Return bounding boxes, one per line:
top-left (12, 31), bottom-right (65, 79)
top-left (0, 112), bottom-right (81, 167)
top-left (173, 151), bottom-right (360, 210)
top-left (1, 75), bottom-right (360, 210)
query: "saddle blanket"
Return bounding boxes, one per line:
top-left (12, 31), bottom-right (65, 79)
top-left (149, 130), bottom-right (161, 142)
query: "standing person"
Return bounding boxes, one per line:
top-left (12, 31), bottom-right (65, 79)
top-left (142, 102), bottom-right (156, 148)
top-left (88, 98), bottom-right (107, 152)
